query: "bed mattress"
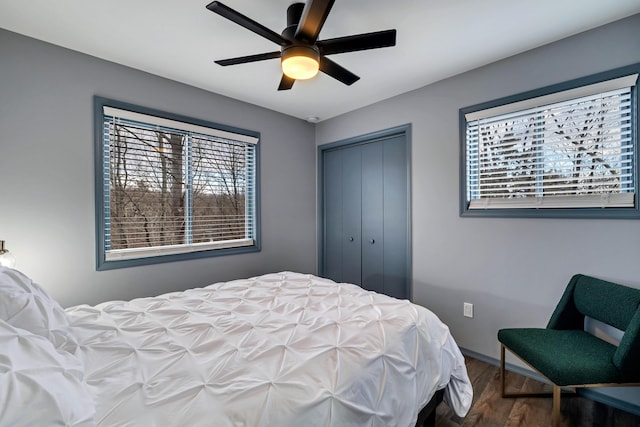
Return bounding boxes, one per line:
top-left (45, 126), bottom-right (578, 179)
top-left (65, 272), bottom-right (472, 426)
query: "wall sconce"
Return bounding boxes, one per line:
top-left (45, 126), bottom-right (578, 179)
top-left (0, 240), bottom-right (16, 268)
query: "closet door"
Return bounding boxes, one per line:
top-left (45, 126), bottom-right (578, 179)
top-left (340, 145), bottom-right (363, 285)
top-left (381, 135), bottom-right (408, 299)
top-left (323, 145), bottom-right (362, 284)
top-left (323, 149), bottom-right (344, 281)
top-left (361, 135), bottom-right (408, 299)
top-left (321, 129), bottom-right (410, 300)
top-left (361, 141), bottom-right (384, 294)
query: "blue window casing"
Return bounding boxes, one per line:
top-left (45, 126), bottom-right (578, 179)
top-left (460, 63), bottom-right (640, 219)
top-left (94, 96), bottom-right (261, 270)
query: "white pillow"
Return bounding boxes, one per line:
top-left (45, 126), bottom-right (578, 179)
top-left (0, 319), bottom-right (96, 426)
top-left (0, 267), bottom-right (74, 350)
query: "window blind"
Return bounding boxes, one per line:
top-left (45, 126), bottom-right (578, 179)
top-left (102, 106), bottom-right (257, 261)
top-left (465, 74), bottom-right (637, 209)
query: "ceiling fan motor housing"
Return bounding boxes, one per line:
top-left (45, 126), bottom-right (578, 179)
top-left (280, 2), bottom-right (320, 80)
top-left (282, 2), bottom-right (309, 45)
top-left (286, 3), bottom-right (306, 36)
top-left (281, 2), bottom-right (320, 55)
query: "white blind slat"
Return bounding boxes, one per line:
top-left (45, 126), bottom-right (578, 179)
top-left (469, 193), bottom-right (634, 209)
top-left (104, 106), bottom-right (258, 145)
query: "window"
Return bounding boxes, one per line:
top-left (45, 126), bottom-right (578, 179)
top-left (460, 65), bottom-right (639, 218)
top-left (95, 97), bottom-right (260, 270)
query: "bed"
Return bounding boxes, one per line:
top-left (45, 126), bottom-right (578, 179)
top-left (0, 268), bottom-right (472, 426)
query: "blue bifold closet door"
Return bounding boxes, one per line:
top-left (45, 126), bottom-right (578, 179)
top-left (322, 134), bottom-right (409, 300)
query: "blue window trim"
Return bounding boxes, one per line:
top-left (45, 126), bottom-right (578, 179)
top-left (94, 96), bottom-right (261, 270)
top-left (459, 63), bottom-right (640, 219)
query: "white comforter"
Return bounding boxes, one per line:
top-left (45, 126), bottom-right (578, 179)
top-left (65, 272), bottom-right (472, 426)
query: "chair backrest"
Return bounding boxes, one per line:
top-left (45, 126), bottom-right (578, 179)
top-left (547, 274), bottom-right (640, 381)
top-left (574, 275), bottom-right (640, 330)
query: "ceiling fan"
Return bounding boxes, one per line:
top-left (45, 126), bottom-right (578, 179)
top-left (206, 0), bottom-right (397, 90)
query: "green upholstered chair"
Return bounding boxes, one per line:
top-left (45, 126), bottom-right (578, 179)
top-left (498, 274), bottom-right (640, 427)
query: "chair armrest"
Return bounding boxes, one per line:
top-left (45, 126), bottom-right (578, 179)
top-left (614, 309), bottom-right (640, 380)
top-left (547, 274), bottom-right (584, 330)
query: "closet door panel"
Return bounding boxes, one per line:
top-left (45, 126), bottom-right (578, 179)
top-left (361, 141), bottom-right (384, 294)
top-left (382, 136), bottom-right (409, 299)
top-left (341, 146), bottom-right (362, 285)
top-left (323, 149), bottom-right (344, 282)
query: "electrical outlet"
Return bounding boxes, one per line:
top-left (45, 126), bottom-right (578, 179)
top-left (463, 302), bottom-right (474, 318)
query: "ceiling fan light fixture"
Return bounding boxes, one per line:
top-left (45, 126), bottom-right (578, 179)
top-left (281, 46), bottom-right (320, 80)
top-left (208, 1), bottom-right (396, 90)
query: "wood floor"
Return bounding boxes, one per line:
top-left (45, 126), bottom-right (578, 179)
top-left (434, 357), bottom-right (640, 427)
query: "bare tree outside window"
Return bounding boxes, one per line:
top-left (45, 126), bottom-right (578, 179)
top-left (477, 96), bottom-right (626, 199)
top-left (477, 117), bottom-right (539, 198)
top-left (543, 97), bottom-right (626, 195)
top-left (106, 122), bottom-right (253, 252)
top-left (467, 85), bottom-right (633, 208)
top-left (191, 136), bottom-right (248, 243)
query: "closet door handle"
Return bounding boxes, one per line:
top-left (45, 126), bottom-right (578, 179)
top-left (348, 236), bottom-right (354, 242)
top-left (369, 239), bottom-right (375, 244)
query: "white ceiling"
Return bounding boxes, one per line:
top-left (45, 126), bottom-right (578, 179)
top-left (2, 0), bottom-right (639, 122)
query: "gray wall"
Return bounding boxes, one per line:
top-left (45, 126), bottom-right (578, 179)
top-left (0, 29), bottom-right (318, 307)
top-left (316, 14), bottom-right (640, 362)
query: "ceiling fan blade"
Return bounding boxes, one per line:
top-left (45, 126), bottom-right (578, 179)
top-left (206, 1), bottom-right (289, 47)
top-left (278, 75), bottom-right (296, 91)
top-left (294, 0), bottom-right (335, 44)
top-left (317, 29), bottom-right (396, 56)
top-left (215, 51), bottom-right (281, 66)
top-left (319, 57), bottom-right (359, 86)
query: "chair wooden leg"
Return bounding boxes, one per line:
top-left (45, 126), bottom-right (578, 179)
top-left (500, 344), bottom-right (507, 397)
top-left (501, 343), bottom-right (573, 425)
top-left (552, 385), bottom-right (561, 427)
